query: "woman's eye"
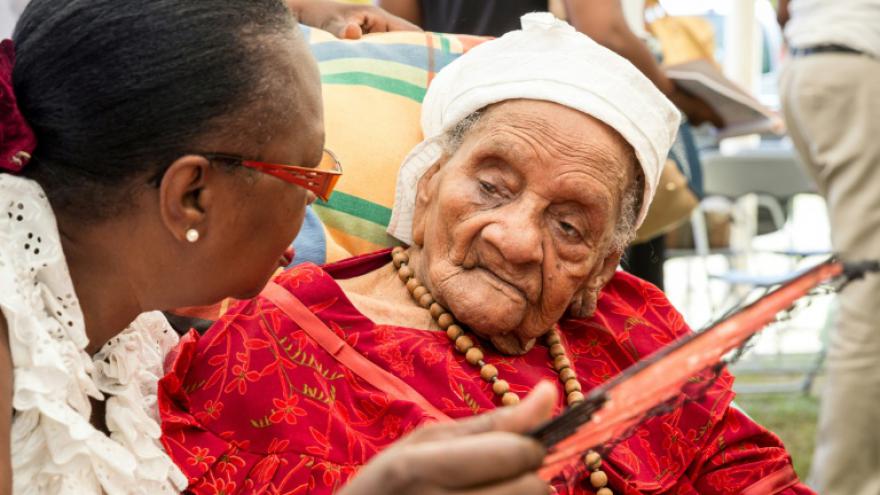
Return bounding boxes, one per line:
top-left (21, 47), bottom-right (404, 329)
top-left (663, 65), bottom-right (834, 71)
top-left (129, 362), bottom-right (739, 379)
top-left (479, 180), bottom-right (498, 195)
top-left (558, 221), bottom-right (582, 239)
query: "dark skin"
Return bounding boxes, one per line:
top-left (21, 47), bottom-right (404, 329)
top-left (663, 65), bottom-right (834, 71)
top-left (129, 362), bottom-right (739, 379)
top-left (411, 102), bottom-right (628, 354)
top-left (0, 22), bottom-right (551, 495)
top-left (378, 0), bottom-right (724, 127)
top-left (286, 0), bottom-right (421, 39)
top-left (340, 100), bottom-right (631, 355)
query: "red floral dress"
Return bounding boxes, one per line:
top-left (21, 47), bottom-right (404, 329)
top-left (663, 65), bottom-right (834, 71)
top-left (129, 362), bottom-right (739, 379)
top-left (159, 250), bottom-right (814, 494)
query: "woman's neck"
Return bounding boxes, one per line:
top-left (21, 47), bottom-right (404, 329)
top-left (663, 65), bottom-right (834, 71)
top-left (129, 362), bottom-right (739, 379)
top-left (57, 216), bottom-right (146, 355)
top-left (336, 251), bottom-right (440, 331)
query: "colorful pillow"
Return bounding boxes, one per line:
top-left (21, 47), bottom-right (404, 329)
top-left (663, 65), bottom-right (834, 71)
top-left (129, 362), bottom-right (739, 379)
top-left (295, 26), bottom-right (488, 263)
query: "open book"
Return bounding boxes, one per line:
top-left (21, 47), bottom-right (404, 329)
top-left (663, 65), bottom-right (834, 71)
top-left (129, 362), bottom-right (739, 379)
top-left (666, 59), bottom-right (784, 139)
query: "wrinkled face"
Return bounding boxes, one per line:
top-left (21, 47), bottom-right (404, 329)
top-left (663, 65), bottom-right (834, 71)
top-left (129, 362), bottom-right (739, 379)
top-left (411, 100), bottom-right (635, 354)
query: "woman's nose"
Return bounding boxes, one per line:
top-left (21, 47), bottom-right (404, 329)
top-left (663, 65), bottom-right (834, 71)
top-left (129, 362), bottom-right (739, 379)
top-left (480, 206), bottom-right (543, 266)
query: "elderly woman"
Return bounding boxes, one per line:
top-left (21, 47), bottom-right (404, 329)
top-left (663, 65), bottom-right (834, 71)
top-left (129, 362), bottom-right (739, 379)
top-left (160, 14), bottom-right (812, 495)
top-left (0, 1), bottom-right (555, 494)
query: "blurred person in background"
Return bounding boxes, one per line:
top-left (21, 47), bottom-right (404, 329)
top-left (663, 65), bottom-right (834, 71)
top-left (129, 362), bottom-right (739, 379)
top-left (1, 0), bottom-right (417, 39)
top-left (378, 0), bottom-right (719, 127)
top-left (777, 1), bottom-right (880, 494)
top-left (379, 0), bottom-right (722, 289)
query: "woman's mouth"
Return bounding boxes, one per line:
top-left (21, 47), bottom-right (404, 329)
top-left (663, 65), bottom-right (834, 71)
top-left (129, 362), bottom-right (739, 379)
top-left (473, 265), bottom-right (529, 302)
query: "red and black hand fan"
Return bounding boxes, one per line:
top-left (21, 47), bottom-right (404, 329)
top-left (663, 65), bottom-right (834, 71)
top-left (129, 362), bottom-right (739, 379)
top-left (531, 257), bottom-right (878, 480)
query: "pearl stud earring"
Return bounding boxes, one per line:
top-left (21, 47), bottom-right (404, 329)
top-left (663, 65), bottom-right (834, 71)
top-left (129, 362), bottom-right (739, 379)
top-left (185, 228), bottom-right (200, 243)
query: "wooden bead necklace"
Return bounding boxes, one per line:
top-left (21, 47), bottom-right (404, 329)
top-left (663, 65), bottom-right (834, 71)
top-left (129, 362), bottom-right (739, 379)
top-left (391, 247), bottom-right (612, 494)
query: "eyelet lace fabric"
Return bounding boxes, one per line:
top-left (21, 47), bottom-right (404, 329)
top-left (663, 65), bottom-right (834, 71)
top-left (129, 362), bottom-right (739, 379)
top-left (0, 174), bottom-right (187, 494)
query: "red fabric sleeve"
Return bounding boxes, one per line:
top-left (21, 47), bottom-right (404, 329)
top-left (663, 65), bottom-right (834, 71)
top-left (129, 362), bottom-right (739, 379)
top-left (589, 273), bottom-right (814, 495)
top-left (685, 406), bottom-right (816, 494)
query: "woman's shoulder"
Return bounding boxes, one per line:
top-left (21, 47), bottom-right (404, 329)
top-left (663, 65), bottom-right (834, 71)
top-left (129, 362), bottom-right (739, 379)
top-left (0, 174), bottom-right (61, 301)
top-left (0, 172), bottom-right (87, 352)
top-left (0, 174), bottom-right (187, 493)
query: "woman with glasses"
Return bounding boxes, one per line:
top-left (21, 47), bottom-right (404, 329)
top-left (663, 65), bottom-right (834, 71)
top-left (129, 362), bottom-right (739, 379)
top-left (0, 1), bottom-right (552, 494)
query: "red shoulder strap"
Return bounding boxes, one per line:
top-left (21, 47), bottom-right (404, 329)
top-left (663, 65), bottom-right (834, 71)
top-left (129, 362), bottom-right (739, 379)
top-left (261, 281), bottom-right (451, 423)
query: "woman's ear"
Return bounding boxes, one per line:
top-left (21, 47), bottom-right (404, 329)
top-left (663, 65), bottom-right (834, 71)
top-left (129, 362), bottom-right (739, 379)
top-left (157, 155), bottom-right (214, 243)
top-left (568, 248), bottom-right (623, 319)
top-left (411, 158), bottom-right (446, 246)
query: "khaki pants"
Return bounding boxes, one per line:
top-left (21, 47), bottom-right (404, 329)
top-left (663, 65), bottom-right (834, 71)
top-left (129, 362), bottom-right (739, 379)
top-left (780, 53), bottom-right (880, 495)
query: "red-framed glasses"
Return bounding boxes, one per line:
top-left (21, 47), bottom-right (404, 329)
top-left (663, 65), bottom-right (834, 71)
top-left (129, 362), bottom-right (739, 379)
top-left (203, 149), bottom-right (343, 201)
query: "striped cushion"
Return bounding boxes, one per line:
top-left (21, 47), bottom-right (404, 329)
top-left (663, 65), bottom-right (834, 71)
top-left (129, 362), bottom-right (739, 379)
top-left (299, 26), bottom-right (488, 262)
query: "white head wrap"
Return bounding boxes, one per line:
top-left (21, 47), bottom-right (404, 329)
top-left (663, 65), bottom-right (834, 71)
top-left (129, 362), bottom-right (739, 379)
top-left (387, 12), bottom-right (681, 245)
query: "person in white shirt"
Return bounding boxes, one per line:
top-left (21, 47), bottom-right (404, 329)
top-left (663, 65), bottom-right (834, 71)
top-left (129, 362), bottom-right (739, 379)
top-left (777, 2), bottom-right (880, 494)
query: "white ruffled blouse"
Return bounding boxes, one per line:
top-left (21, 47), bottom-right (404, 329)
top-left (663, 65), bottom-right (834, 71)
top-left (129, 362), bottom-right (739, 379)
top-left (0, 174), bottom-right (187, 494)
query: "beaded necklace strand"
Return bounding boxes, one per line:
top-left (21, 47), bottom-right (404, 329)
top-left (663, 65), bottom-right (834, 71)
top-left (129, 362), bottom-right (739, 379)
top-left (391, 247), bottom-right (613, 494)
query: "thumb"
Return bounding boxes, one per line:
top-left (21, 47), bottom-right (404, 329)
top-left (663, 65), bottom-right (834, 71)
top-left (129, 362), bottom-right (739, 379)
top-left (456, 381), bottom-right (558, 436)
top-left (340, 21), bottom-right (363, 40)
top-left (324, 18), bottom-right (363, 39)
top-left (331, 20), bottom-right (364, 40)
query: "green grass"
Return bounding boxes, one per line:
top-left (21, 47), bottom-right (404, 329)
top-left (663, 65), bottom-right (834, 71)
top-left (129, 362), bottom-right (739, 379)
top-left (735, 393), bottom-right (820, 480)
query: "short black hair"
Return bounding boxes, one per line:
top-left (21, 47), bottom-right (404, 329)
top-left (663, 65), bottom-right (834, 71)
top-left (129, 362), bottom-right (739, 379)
top-left (12, 0), bottom-right (298, 220)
